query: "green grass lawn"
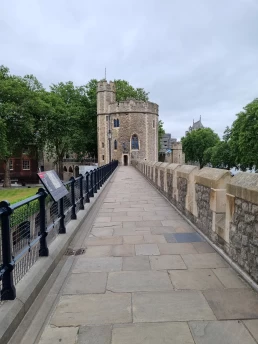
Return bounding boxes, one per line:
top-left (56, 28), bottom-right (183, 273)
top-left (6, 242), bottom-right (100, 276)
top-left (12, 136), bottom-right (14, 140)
top-left (0, 188), bottom-right (39, 204)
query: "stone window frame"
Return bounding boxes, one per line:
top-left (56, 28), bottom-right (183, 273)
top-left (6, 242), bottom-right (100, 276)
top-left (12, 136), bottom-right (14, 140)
top-left (102, 155), bottom-right (105, 161)
top-left (114, 140), bottom-right (117, 150)
top-left (102, 142), bottom-right (104, 148)
top-left (131, 134), bottom-right (139, 150)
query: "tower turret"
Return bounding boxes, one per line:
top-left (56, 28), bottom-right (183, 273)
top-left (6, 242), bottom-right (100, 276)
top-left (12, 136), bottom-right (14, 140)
top-left (97, 80), bottom-right (116, 115)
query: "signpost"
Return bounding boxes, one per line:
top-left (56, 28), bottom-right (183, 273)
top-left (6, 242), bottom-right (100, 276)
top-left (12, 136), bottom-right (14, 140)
top-left (37, 170), bottom-right (68, 202)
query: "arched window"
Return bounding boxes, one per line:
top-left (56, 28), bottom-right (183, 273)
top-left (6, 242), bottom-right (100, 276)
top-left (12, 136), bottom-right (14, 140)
top-left (131, 134), bottom-right (139, 150)
top-left (69, 166), bottom-right (73, 172)
top-left (114, 140), bottom-right (117, 150)
top-left (63, 166), bottom-right (67, 172)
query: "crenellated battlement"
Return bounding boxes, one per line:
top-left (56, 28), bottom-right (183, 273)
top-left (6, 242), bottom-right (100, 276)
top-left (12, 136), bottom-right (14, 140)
top-left (97, 80), bottom-right (116, 93)
top-left (108, 99), bottom-right (158, 115)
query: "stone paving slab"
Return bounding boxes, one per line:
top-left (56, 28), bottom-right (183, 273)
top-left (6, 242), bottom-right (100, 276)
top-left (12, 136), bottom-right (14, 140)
top-left (51, 294), bottom-right (132, 326)
top-left (73, 257), bottom-right (122, 272)
top-left (135, 244), bottom-right (160, 256)
top-left (192, 242), bottom-right (215, 253)
top-left (212, 268), bottom-right (249, 288)
top-left (172, 233), bottom-right (206, 243)
top-left (181, 253), bottom-right (229, 269)
top-left (86, 236), bottom-right (123, 245)
top-left (122, 256), bottom-right (150, 271)
top-left (169, 269), bottom-right (224, 290)
top-left (85, 246), bottom-right (112, 257)
top-left (112, 323), bottom-right (195, 344)
top-left (243, 320), bottom-right (258, 341)
top-left (143, 234), bottom-right (166, 243)
top-left (123, 235), bottom-right (145, 244)
top-left (63, 272), bottom-right (107, 294)
top-left (135, 221), bottom-right (163, 227)
top-left (150, 226), bottom-right (178, 234)
top-left (39, 326), bottom-right (78, 344)
top-left (112, 244), bottom-right (135, 256)
top-left (107, 271), bottom-right (173, 292)
top-left (133, 291), bottom-right (216, 322)
top-left (158, 243), bottom-right (198, 254)
top-left (189, 321), bottom-right (257, 344)
top-left (203, 288), bottom-right (258, 319)
top-left (77, 325), bottom-right (112, 344)
top-left (150, 255), bottom-right (187, 270)
top-left (91, 228), bottom-right (114, 237)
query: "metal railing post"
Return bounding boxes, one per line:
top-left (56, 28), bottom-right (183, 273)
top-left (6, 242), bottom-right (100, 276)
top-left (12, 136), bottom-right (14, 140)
top-left (89, 170), bottom-right (94, 198)
top-left (79, 175), bottom-right (84, 210)
top-left (85, 172), bottom-right (90, 203)
top-left (58, 197), bottom-right (66, 234)
top-left (97, 168), bottom-right (100, 190)
top-left (93, 169), bottom-right (97, 193)
top-left (37, 188), bottom-right (49, 256)
top-left (69, 177), bottom-right (77, 220)
top-left (0, 201), bottom-right (16, 300)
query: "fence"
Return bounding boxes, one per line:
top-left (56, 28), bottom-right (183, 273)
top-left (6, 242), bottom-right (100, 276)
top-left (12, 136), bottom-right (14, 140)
top-left (0, 160), bottom-right (118, 301)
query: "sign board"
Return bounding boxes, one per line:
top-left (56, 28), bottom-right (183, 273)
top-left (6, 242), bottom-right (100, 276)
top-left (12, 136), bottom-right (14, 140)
top-left (37, 170), bottom-right (69, 202)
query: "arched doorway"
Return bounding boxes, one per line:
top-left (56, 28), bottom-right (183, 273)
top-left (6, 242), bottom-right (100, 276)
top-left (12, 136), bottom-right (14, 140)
top-left (123, 155), bottom-right (128, 166)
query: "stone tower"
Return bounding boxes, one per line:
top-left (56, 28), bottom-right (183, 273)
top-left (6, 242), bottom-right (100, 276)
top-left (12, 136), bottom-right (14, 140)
top-left (97, 80), bottom-right (159, 166)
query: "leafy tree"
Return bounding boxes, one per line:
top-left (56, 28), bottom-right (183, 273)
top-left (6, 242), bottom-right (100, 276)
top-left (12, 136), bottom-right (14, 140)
top-left (158, 120), bottom-right (165, 151)
top-left (228, 99), bottom-right (258, 170)
top-left (182, 128), bottom-right (220, 168)
top-left (114, 80), bottom-right (149, 102)
top-left (204, 141), bottom-right (235, 170)
top-left (0, 66), bottom-right (37, 187)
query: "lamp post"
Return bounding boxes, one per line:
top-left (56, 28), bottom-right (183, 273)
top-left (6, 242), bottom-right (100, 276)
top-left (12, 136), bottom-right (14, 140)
top-left (108, 130), bottom-right (112, 163)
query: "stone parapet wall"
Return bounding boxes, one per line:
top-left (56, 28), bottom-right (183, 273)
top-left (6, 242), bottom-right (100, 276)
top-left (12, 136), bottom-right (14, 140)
top-left (133, 159), bottom-right (258, 284)
top-left (108, 99), bottom-right (158, 115)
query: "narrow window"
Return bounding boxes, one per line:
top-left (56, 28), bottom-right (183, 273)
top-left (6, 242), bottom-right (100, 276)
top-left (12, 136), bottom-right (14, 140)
top-left (114, 119), bottom-right (117, 127)
top-left (102, 142), bottom-right (104, 148)
top-left (131, 134), bottom-right (139, 150)
top-left (153, 120), bottom-right (155, 128)
top-left (114, 140), bottom-right (117, 150)
top-left (102, 155), bottom-right (105, 161)
top-left (117, 119), bottom-right (120, 127)
top-left (22, 160), bottom-right (30, 170)
top-left (9, 160), bottom-right (13, 170)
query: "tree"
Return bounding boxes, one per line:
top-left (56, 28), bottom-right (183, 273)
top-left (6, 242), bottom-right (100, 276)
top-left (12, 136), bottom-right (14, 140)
top-left (229, 98), bottom-right (258, 170)
top-left (204, 141), bottom-right (235, 170)
top-left (0, 66), bottom-right (37, 187)
top-left (158, 120), bottom-right (165, 151)
top-left (114, 80), bottom-right (149, 102)
top-left (182, 128), bottom-right (220, 168)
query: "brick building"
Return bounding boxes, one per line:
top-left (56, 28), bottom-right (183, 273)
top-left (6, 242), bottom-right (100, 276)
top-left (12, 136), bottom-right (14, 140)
top-left (97, 81), bottom-right (159, 166)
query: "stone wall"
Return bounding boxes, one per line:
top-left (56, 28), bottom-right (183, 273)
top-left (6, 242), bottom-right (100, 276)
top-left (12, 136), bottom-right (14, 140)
top-left (195, 183), bottom-right (213, 239)
top-left (133, 160), bottom-right (258, 284)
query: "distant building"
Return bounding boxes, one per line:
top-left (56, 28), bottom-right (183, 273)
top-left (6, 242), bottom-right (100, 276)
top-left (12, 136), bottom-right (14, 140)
top-left (159, 133), bottom-right (185, 164)
top-left (185, 116), bottom-right (204, 135)
top-left (159, 133), bottom-right (177, 154)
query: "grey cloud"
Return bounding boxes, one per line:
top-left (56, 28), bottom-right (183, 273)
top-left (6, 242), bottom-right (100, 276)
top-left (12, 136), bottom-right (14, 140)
top-left (1, 0), bottom-right (258, 138)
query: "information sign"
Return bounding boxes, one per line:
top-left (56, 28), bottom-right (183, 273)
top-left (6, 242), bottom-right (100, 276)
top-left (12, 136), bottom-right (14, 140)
top-left (37, 170), bottom-right (68, 202)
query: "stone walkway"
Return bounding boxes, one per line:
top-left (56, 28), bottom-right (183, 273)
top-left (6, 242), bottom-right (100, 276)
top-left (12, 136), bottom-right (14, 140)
top-left (38, 166), bottom-right (258, 344)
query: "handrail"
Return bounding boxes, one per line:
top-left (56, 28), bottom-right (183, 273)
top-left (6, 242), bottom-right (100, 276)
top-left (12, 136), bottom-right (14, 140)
top-left (0, 160), bottom-right (118, 300)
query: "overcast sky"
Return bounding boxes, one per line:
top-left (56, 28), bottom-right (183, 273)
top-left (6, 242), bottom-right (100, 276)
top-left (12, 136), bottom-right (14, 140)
top-left (1, 0), bottom-right (258, 139)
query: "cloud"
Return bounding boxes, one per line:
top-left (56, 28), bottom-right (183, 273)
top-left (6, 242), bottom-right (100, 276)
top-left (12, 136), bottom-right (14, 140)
top-left (1, 0), bottom-right (258, 138)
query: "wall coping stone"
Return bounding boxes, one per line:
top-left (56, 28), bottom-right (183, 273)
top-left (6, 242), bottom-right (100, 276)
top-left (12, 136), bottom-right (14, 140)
top-left (159, 162), bottom-right (170, 170)
top-left (195, 167), bottom-right (231, 189)
top-left (177, 165), bottom-right (199, 180)
top-left (227, 172), bottom-right (258, 205)
top-left (154, 162), bottom-right (163, 167)
top-left (167, 163), bottom-right (181, 172)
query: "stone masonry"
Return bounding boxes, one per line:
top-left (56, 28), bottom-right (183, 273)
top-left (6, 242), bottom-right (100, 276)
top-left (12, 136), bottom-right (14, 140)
top-left (177, 177), bottom-right (187, 213)
top-left (195, 184), bottom-right (213, 240)
top-left (229, 197), bottom-right (258, 282)
top-left (97, 81), bottom-right (159, 166)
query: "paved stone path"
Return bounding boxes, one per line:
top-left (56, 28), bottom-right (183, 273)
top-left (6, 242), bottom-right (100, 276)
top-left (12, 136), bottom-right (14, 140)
top-left (38, 166), bottom-right (258, 344)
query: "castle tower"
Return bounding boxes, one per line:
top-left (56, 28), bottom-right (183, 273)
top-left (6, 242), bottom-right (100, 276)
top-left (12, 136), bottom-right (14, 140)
top-left (97, 81), bottom-right (116, 165)
top-left (97, 80), bottom-right (159, 166)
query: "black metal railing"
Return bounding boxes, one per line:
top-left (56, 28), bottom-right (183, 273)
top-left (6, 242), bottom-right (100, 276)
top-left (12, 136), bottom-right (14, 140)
top-left (0, 160), bottom-right (118, 301)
